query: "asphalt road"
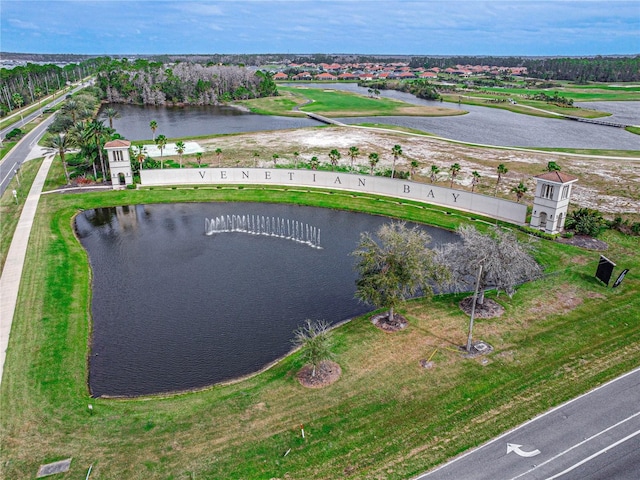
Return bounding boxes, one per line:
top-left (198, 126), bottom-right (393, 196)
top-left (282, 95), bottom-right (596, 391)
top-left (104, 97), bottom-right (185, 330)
top-left (415, 367), bottom-right (640, 480)
top-left (0, 113), bottom-right (56, 196)
top-left (0, 82), bottom-right (90, 196)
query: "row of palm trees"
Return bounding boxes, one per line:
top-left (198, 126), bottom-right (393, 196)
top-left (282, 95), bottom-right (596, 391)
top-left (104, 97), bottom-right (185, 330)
top-left (43, 92), bottom-right (123, 185)
top-left (44, 117), bottom-right (114, 185)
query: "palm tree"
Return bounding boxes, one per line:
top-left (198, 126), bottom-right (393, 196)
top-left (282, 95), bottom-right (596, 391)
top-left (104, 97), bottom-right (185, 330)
top-left (102, 107), bottom-right (121, 129)
top-left (34, 86), bottom-right (43, 109)
top-left (328, 149), bottom-right (341, 171)
top-left (253, 151), bottom-right (259, 167)
top-left (368, 152), bottom-right (379, 175)
top-left (348, 146), bottom-right (360, 169)
top-left (149, 120), bottom-right (158, 141)
top-left (293, 151), bottom-right (300, 169)
top-left (495, 163), bottom-right (508, 196)
top-left (155, 134), bottom-right (167, 168)
top-left (391, 144), bottom-right (403, 179)
top-left (310, 156), bottom-right (319, 170)
top-left (272, 153), bottom-right (279, 166)
top-left (196, 151), bottom-right (203, 167)
top-left (67, 120), bottom-right (96, 178)
top-left (471, 170), bottom-right (481, 193)
top-left (12, 93), bottom-right (25, 125)
top-left (430, 164), bottom-right (440, 183)
top-left (511, 181), bottom-right (528, 202)
top-left (84, 119), bottom-right (110, 181)
top-left (215, 148), bottom-right (223, 167)
top-left (175, 141), bottom-right (186, 168)
top-left (449, 163), bottom-right (461, 188)
top-left (62, 98), bottom-right (80, 123)
top-left (410, 159), bottom-right (419, 179)
top-left (132, 145), bottom-right (147, 175)
top-left (546, 161), bottom-right (561, 172)
top-left (43, 133), bottom-right (74, 185)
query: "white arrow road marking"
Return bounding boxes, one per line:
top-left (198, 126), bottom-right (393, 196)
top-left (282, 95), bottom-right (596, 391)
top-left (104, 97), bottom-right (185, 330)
top-left (507, 443), bottom-right (541, 457)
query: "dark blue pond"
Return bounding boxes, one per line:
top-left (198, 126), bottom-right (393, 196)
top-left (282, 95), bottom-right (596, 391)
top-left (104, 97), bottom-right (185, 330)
top-left (76, 203), bottom-right (457, 397)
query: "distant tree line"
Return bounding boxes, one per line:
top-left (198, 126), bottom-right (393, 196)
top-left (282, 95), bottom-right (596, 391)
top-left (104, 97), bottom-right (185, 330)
top-left (358, 79), bottom-right (440, 100)
top-left (95, 58), bottom-right (278, 105)
top-left (525, 56), bottom-right (640, 83)
top-left (409, 55), bottom-right (640, 82)
top-left (0, 58), bottom-right (100, 117)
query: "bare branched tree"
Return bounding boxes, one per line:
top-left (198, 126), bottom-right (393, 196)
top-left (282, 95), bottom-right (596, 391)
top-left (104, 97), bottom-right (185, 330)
top-left (440, 225), bottom-right (542, 306)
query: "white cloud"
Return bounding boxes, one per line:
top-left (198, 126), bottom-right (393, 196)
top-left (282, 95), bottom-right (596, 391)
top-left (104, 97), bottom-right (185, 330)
top-left (173, 3), bottom-right (225, 17)
top-left (8, 18), bottom-right (39, 30)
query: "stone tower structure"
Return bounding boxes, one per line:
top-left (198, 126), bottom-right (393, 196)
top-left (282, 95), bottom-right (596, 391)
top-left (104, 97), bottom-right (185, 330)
top-left (105, 139), bottom-right (133, 189)
top-left (530, 171), bottom-right (578, 234)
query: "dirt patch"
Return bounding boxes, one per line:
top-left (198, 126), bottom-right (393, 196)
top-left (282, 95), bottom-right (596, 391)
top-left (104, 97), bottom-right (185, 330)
top-left (371, 312), bottom-right (409, 332)
top-left (459, 297), bottom-right (505, 319)
top-left (527, 284), bottom-right (583, 317)
top-left (556, 235), bottom-right (608, 251)
top-left (297, 360), bottom-right (342, 388)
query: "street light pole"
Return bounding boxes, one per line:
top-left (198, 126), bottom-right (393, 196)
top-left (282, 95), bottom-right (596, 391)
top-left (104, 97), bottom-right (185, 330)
top-left (466, 264), bottom-right (483, 352)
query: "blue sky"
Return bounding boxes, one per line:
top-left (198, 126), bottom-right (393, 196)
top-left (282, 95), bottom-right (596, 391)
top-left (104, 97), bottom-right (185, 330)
top-left (2, 1), bottom-right (639, 56)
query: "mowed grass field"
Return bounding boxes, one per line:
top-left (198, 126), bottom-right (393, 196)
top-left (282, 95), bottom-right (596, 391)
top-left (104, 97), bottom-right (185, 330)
top-left (238, 86), bottom-right (465, 118)
top-left (449, 82), bottom-right (640, 119)
top-left (1, 158), bottom-right (639, 479)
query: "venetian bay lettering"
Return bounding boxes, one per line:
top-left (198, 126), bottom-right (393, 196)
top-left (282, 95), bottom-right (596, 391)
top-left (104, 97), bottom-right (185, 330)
top-left (141, 169), bottom-right (527, 225)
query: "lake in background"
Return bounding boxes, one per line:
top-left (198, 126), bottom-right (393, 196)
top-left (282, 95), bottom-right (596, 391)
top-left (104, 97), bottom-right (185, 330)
top-left (103, 84), bottom-right (640, 150)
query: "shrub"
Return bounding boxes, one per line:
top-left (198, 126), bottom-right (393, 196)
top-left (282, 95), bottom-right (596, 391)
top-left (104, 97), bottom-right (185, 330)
top-left (608, 216), bottom-right (640, 237)
top-left (565, 208), bottom-right (605, 237)
top-left (5, 128), bottom-right (23, 140)
top-left (518, 225), bottom-right (557, 240)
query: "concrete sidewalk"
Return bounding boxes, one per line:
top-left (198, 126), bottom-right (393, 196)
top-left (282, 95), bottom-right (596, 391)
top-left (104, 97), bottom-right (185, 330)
top-left (0, 154), bottom-right (54, 387)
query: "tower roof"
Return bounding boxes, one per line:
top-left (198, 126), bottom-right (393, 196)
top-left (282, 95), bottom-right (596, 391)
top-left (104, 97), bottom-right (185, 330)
top-left (534, 171), bottom-right (578, 184)
top-left (104, 139), bottom-right (131, 149)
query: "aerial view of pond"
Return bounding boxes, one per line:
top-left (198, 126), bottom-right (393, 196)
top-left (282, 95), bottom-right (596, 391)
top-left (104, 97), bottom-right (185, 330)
top-left (104, 103), bottom-right (318, 140)
top-left (77, 203), bottom-right (458, 397)
top-left (103, 84), bottom-right (639, 150)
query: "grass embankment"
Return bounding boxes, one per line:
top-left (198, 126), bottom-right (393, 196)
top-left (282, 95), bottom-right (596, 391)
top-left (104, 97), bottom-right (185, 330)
top-left (237, 86), bottom-right (466, 118)
top-left (442, 84), bottom-right (640, 119)
top-left (0, 157), bottom-right (43, 272)
top-left (1, 174), bottom-right (639, 479)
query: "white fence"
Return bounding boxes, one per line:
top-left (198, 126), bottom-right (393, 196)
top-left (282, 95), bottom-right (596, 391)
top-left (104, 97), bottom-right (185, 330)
top-left (140, 168), bottom-right (528, 225)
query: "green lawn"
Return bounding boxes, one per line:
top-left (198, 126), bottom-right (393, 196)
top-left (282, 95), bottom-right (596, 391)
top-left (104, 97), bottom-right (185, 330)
top-left (237, 87), bottom-right (466, 118)
top-left (1, 174), bottom-right (639, 479)
top-left (0, 157), bottom-right (43, 271)
top-left (480, 85), bottom-right (640, 101)
top-left (445, 83), bottom-right (640, 119)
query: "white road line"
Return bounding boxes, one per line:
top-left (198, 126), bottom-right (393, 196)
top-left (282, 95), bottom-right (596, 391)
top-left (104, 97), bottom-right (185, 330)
top-left (545, 428), bottom-right (640, 480)
top-left (1, 161), bottom-right (19, 186)
top-left (415, 366), bottom-right (640, 479)
top-left (508, 411), bottom-right (640, 480)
